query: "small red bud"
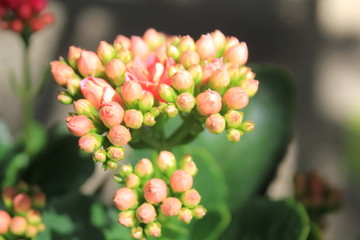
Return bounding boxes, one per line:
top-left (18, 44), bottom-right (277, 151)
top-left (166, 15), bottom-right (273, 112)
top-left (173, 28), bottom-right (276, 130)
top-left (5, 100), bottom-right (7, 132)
top-left (134, 158), bottom-right (154, 178)
top-left (145, 221), bottom-right (162, 237)
top-left (107, 146), bottom-right (125, 161)
top-left (124, 109), bottom-right (143, 129)
top-left (223, 87), bottom-right (249, 110)
top-left (50, 61), bottom-right (76, 87)
top-left (118, 210), bottom-right (136, 227)
top-left (113, 187), bottom-right (138, 211)
top-left (77, 51), bottom-right (105, 77)
top-left (9, 216), bottom-right (27, 235)
top-left (66, 115), bottom-right (94, 137)
top-left (78, 133), bottom-right (103, 153)
top-left (205, 114), bottom-right (226, 134)
top-left (105, 59), bottom-right (126, 86)
top-left (107, 125), bottom-right (131, 146)
top-left (161, 197), bottom-right (182, 217)
top-left (144, 178), bottom-right (168, 204)
top-left (32, 192), bottom-right (46, 209)
top-left (99, 101), bottom-right (125, 128)
top-left (196, 34), bottom-right (217, 60)
top-left (196, 90), bottom-right (222, 116)
top-left (0, 210), bottom-right (11, 234)
top-left (225, 42), bottom-right (248, 65)
top-left (192, 205), bottom-right (207, 219)
top-left (10, 19), bottom-right (24, 32)
top-left (178, 208), bottom-right (193, 224)
top-left (170, 170), bottom-right (193, 193)
top-left (181, 189), bottom-right (201, 208)
top-left (226, 129), bottom-right (242, 143)
top-left (136, 203), bottom-right (156, 224)
top-left (120, 80), bottom-right (142, 105)
top-left (13, 193), bottom-right (32, 213)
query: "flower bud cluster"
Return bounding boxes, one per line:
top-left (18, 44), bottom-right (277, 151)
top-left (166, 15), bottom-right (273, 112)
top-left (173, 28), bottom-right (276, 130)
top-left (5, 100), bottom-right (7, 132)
top-left (0, 181), bottom-right (46, 239)
top-left (112, 152), bottom-right (206, 239)
top-left (51, 29), bottom-right (258, 168)
top-left (0, 0), bottom-right (54, 34)
top-left (294, 172), bottom-right (342, 218)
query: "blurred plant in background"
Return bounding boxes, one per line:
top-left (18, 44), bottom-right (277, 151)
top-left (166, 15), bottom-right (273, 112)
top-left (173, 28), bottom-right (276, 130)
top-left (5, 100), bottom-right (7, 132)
top-left (0, 1), bottom-right (345, 239)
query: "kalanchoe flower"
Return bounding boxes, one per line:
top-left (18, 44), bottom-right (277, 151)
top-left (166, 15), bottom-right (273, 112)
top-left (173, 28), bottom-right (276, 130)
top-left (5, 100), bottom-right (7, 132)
top-left (9, 216), bottom-right (27, 235)
top-left (136, 203), bottom-right (157, 224)
top-left (66, 115), bottom-right (95, 137)
top-left (13, 193), bottom-right (32, 213)
top-left (0, 210), bottom-right (11, 234)
top-left (161, 197), bottom-right (182, 217)
top-left (170, 170), bottom-right (193, 193)
top-left (143, 178), bottom-right (168, 204)
top-left (51, 29), bottom-right (258, 171)
top-left (113, 187), bottom-right (138, 211)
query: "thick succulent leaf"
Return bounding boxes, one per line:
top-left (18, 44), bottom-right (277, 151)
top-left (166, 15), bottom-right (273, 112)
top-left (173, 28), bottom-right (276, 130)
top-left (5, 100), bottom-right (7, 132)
top-left (188, 64), bottom-right (296, 211)
top-left (235, 198), bottom-right (310, 240)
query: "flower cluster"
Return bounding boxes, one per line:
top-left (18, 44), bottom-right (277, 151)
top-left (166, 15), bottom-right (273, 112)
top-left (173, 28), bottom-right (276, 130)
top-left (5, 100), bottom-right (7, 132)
top-left (113, 151), bottom-right (206, 239)
top-left (0, 182), bottom-right (46, 239)
top-left (0, 0), bottom-right (54, 33)
top-left (51, 29), bottom-right (258, 169)
top-left (294, 172), bottom-right (342, 217)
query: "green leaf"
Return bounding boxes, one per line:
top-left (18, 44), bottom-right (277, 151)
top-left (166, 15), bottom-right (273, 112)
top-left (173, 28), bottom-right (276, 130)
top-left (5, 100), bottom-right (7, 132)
top-left (25, 120), bottom-right (47, 156)
top-left (0, 119), bottom-right (14, 163)
top-left (189, 64), bottom-right (296, 211)
top-left (306, 222), bottom-right (323, 240)
top-left (2, 152), bottom-right (29, 186)
top-left (235, 198), bottom-right (310, 240)
top-left (91, 201), bottom-right (107, 228)
top-left (22, 124), bottom-right (95, 198)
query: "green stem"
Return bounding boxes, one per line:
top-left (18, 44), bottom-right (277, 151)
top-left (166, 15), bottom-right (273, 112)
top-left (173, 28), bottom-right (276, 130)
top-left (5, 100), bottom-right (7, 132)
top-left (167, 117), bottom-right (202, 148)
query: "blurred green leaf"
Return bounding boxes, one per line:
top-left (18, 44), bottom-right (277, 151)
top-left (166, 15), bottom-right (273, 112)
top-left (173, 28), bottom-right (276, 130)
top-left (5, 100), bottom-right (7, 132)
top-left (2, 152), bottom-right (29, 186)
top-left (189, 64), bottom-right (296, 211)
top-left (23, 124), bottom-right (95, 198)
top-left (91, 201), bottom-right (107, 228)
top-left (103, 208), bottom-right (132, 240)
top-left (0, 119), bottom-right (14, 163)
top-left (25, 120), bottom-right (47, 156)
top-left (235, 198), bottom-right (310, 240)
top-left (306, 222), bottom-right (323, 240)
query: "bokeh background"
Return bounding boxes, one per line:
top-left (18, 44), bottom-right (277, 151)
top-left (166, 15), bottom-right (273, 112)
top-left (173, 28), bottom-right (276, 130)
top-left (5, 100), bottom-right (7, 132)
top-left (1, 0), bottom-right (360, 239)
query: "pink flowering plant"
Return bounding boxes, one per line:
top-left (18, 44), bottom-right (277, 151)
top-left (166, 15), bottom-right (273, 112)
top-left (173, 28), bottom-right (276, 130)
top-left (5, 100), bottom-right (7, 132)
top-left (1, 13), bottom-right (326, 239)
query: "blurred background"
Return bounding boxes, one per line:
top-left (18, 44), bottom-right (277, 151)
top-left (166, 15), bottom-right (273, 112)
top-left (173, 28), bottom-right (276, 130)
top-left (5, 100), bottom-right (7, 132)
top-left (1, 0), bottom-right (359, 239)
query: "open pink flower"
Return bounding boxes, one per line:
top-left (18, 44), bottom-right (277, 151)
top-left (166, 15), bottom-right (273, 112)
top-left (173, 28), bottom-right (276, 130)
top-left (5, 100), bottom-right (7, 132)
top-left (126, 54), bottom-right (176, 101)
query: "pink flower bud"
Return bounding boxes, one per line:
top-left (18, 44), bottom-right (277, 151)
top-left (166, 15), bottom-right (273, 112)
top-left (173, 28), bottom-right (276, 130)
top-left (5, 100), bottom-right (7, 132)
top-left (179, 51), bottom-right (200, 69)
top-left (17, 3), bottom-right (32, 19)
top-left (9, 216), bottom-right (27, 235)
top-left (0, 210), bottom-right (11, 234)
top-left (107, 146), bottom-right (125, 161)
top-left (143, 28), bottom-right (164, 49)
top-left (171, 70), bottom-right (194, 93)
top-left (225, 42), bottom-right (248, 65)
top-left (116, 48), bottom-right (133, 64)
top-left (181, 189), bottom-right (201, 208)
top-left (32, 192), bottom-right (46, 209)
top-left (118, 210), bottom-right (136, 227)
top-left (192, 205), bottom-right (207, 219)
top-left (50, 61), bottom-right (76, 86)
top-left (165, 104), bottom-right (178, 118)
top-left (119, 164), bottom-right (133, 178)
top-left (125, 174), bottom-right (140, 189)
top-left (161, 197), bottom-right (182, 217)
top-left (57, 91), bottom-right (73, 104)
top-left (124, 110), bottom-right (143, 129)
top-left (2, 186), bottom-right (16, 208)
top-left (13, 193), bottom-right (32, 213)
top-left (77, 50), bottom-right (105, 77)
top-left (120, 80), bottom-right (142, 105)
top-left (188, 64), bottom-right (203, 85)
top-left (166, 44), bottom-right (181, 61)
top-left (224, 109), bottom-right (243, 128)
top-left (114, 35), bottom-right (131, 49)
top-left (134, 158), bottom-right (153, 178)
top-left (209, 68), bottom-right (230, 93)
top-left (113, 187), bottom-right (138, 211)
top-left (179, 35), bottom-right (196, 52)
top-left (130, 36), bottom-right (149, 59)
top-left (143, 112), bottom-right (156, 126)
top-left (105, 59), bottom-right (126, 86)
top-left (240, 120), bottom-right (255, 133)
top-left (138, 91), bottom-right (154, 112)
top-left (93, 148), bottom-right (107, 163)
top-left (227, 129), bottom-right (242, 142)
top-left (78, 133), bottom-right (103, 153)
top-left (225, 36), bottom-right (239, 50)
top-left (66, 115), bottom-right (94, 137)
top-left (238, 78), bottom-right (259, 97)
top-left (107, 125), bottom-right (131, 146)
top-left (17, 181), bottom-right (29, 192)
top-left (223, 87), bottom-right (249, 110)
top-left (202, 58), bottom-right (223, 82)
top-left (66, 78), bottom-right (81, 96)
top-left (136, 203), bottom-right (156, 224)
top-left (144, 178), bottom-right (168, 204)
top-left (205, 114), bottom-right (226, 134)
top-left (99, 101), bottom-right (125, 128)
top-left (131, 226), bottom-right (144, 239)
top-left (25, 225), bottom-right (38, 238)
top-left (68, 46), bottom-right (82, 68)
top-left (159, 84), bottom-right (177, 103)
top-left (211, 30), bottom-right (226, 51)
top-left (176, 93), bottom-right (196, 113)
top-left (10, 19), bottom-right (23, 32)
top-left (196, 90), bottom-right (222, 116)
top-left (157, 151), bottom-right (176, 174)
top-left (97, 41), bottom-right (114, 64)
top-left (80, 77), bottom-right (123, 109)
top-left (145, 221), bottom-right (162, 237)
top-left (26, 209), bottom-right (41, 225)
top-left (170, 170), bottom-right (193, 193)
top-left (179, 154), bottom-right (198, 176)
top-left (196, 34), bottom-right (217, 60)
top-left (73, 99), bottom-right (96, 116)
top-left (178, 208), bottom-right (193, 224)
